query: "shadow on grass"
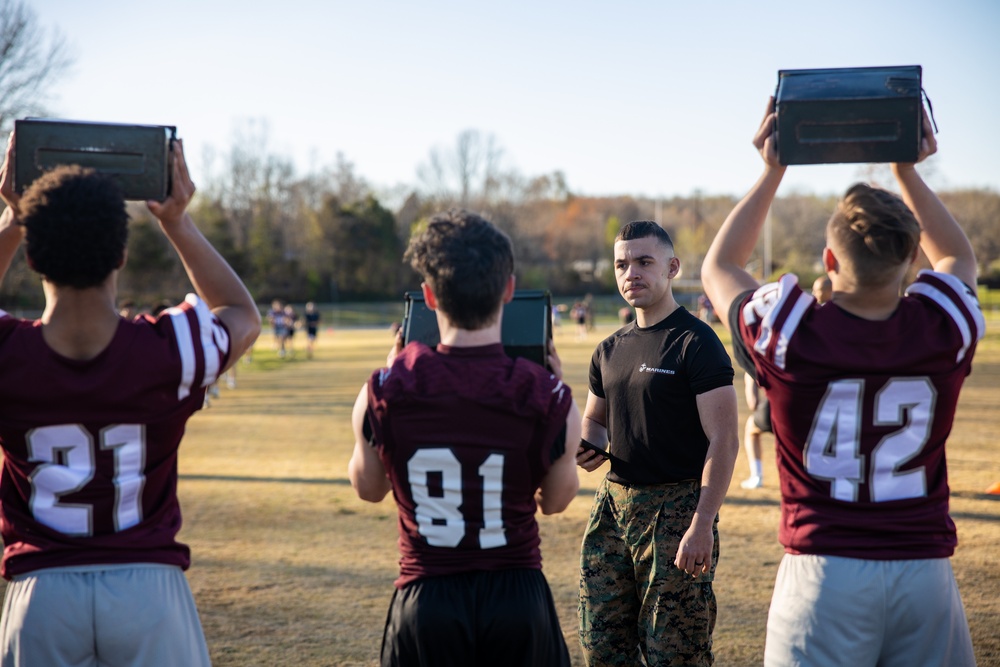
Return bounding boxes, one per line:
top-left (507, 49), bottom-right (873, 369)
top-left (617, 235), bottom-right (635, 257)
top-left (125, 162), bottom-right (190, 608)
top-left (181, 473), bottom-right (351, 486)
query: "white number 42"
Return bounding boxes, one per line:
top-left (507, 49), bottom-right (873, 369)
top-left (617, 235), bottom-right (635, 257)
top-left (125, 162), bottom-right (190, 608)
top-left (804, 377), bottom-right (934, 503)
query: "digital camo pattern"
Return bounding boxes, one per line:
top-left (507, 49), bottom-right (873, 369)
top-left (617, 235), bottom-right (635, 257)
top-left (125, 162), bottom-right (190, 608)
top-left (579, 478), bottom-right (718, 666)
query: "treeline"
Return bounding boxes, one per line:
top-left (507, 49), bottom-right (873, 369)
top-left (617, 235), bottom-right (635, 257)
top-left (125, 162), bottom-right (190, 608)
top-left (2, 129), bottom-right (998, 310)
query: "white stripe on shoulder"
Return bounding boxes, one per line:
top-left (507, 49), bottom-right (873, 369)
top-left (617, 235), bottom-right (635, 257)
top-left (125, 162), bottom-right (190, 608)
top-left (773, 292), bottom-right (814, 370)
top-left (167, 307), bottom-right (197, 400)
top-left (0, 309), bottom-right (7, 318)
top-left (907, 273), bottom-right (985, 363)
top-left (748, 275), bottom-right (806, 368)
top-left (185, 294), bottom-right (228, 387)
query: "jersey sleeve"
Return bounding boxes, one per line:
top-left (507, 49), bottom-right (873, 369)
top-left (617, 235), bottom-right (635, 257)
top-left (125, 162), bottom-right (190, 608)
top-left (537, 372), bottom-right (573, 465)
top-left (157, 294), bottom-right (232, 400)
top-left (728, 289), bottom-right (757, 378)
top-left (736, 274), bottom-right (815, 373)
top-left (905, 270), bottom-right (986, 363)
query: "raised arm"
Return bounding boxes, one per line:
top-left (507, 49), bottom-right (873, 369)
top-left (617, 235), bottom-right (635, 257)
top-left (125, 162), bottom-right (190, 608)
top-left (147, 140), bottom-right (261, 368)
top-left (701, 98), bottom-right (787, 332)
top-left (892, 112), bottom-right (978, 291)
top-left (0, 134), bottom-right (25, 287)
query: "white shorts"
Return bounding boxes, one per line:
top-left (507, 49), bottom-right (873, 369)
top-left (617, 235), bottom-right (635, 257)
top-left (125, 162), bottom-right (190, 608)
top-left (1, 563), bottom-right (211, 667)
top-left (764, 554), bottom-right (975, 667)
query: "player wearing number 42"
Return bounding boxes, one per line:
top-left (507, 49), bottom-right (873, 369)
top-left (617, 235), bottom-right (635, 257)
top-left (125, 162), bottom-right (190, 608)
top-left (348, 210), bottom-right (582, 667)
top-left (0, 135), bottom-right (260, 665)
top-left (701, 98), bottom-right (984, 666)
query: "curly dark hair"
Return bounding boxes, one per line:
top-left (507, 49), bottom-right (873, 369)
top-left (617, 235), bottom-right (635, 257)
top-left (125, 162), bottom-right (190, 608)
top-left (827, 183), bottom-right (920, 286)
top-left (19, 165), bottom-right (129, 289)
top-left (404, 210), bottom-right (514, 331)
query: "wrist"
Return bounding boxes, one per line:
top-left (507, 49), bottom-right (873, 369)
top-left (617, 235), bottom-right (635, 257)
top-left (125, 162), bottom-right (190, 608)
top-left (0, 207), bottom-right (23, 234)
top-left (690, 510), bottom-right (716, 529)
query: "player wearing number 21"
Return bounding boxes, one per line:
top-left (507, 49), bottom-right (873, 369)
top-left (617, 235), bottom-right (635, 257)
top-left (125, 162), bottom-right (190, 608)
top-left (348, 210), bottom-right (582, 667)
top-left (0, 134), bottom-right (260, 665)
top-left (701, 99), bottom-right (984, 667)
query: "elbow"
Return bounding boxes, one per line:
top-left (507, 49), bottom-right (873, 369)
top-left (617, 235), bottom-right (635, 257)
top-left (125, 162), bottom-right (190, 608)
top-left (537, 480), bottom-right (579, 515)
top-left (350, 476), bottom-right (389, 503)
top-left (538, 500), bottom-right (565, 516)
top-left (249, 306), bottom-right (263, 332)
top-left (232, 309), bottom-right (263, 359)
top-left (355, 484), bottom-right (389, 503)
top-left (245, 308), bottom-right (263, 341)
top-left (348, 462), bottom-right (390, 503)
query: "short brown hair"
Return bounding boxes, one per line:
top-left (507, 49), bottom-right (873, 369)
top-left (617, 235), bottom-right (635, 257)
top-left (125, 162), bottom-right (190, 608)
top-left (404, 210), bottom-right (513, 331)
top-left (826, 183), bottom-right (920, 286)
top-left (615, 220), bottom-right (674, 251)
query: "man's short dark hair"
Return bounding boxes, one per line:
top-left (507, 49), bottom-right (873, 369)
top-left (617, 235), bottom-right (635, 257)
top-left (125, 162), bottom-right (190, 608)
top-left (19, 165), bottom-right (129, 289)
top-left (404, 210), bottom-right (514, 331)
top-left (616, 220), bottom-right (674, 251)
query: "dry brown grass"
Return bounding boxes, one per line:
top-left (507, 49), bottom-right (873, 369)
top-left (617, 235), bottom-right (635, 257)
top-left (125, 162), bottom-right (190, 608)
top-left (6, 317), bottom-right (999, 666)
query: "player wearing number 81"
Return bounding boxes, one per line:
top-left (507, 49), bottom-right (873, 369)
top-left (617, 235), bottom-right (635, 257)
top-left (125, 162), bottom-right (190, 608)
top-left (348, 210), bottom-right (582, 667)
top-left (0, 135), bottom-right (260, 665)
top-left (701, 98), bottom-right (984, 666)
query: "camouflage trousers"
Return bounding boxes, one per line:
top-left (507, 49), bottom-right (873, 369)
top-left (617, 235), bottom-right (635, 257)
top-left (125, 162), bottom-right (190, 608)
top-left (579, 477), bottom-right (718, 667)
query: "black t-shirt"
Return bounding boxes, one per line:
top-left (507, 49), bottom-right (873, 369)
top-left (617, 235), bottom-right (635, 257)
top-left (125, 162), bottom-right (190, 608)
top-left (589, 306), bottom-right (734, 485)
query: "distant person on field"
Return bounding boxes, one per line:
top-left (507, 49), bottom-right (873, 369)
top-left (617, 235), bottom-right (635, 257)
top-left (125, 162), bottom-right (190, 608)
top-left (118, 299), bottom-right (135, 320)
top-left (701, 99), bottom-right (982, 666)
top-left (0, 134), bottom-right (261, 665)
top-left (349, 210), bottom-right (581, 667)
top-left (268, 299), bottom-right (285, 351)
top-left (282, 304), bottom-right (298, 358)
top-left (697, 293), bottom-right (715, 323)
top-left (573, 301), bottom-right (588, 339)
top-left (811, 275), bottom-right (832, 304)
top-left (304, 301), bottom-right (320, 358)
top-left (739, 372), bottom-right (771, 489)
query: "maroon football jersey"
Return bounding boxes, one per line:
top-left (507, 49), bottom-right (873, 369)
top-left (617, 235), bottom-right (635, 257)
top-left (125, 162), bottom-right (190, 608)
top-left (366, 342), bottom-right (573, 588)
top-left (737, 271), bottom-right (985, 559)
top-left (0, 295), bottom-right (230, 579)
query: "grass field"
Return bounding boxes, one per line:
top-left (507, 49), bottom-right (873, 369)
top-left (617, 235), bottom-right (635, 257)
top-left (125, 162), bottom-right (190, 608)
top-left (13, 317), bottom-right (1000, 665)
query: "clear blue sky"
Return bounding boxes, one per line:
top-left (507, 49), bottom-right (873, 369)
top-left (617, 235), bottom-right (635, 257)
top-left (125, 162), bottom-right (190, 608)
top-left (28, 0), bottom-right (1000, 200)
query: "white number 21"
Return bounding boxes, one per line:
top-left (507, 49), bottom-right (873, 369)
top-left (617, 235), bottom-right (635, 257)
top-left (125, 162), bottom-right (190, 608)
top-left (27, 424), bottom-right (146, 536)
top-left (804, 378), bottom-right (934, 502)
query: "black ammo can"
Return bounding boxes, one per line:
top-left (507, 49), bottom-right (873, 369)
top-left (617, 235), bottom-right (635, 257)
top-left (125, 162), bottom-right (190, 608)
top-left (775, 65), bottom-right (923, 165)
top-left (14, 119), bottom-right (176, 201)
top-left (402, 290), bottom-right (552, 369)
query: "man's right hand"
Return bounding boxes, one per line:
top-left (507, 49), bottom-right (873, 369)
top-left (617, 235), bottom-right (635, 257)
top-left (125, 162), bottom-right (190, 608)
top-left (576, 445), bottom-right (608, 472)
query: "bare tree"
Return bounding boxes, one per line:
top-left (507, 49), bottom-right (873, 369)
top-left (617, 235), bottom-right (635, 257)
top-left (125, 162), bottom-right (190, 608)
top-left (0, 0), bottom-right (72, 130)
top-left (416, 129), bottom-right (505, 208)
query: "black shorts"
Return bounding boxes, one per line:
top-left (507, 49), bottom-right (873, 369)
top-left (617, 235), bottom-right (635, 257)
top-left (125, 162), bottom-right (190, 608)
top-left (753, 394), bottom-right (773, 433)
top-left (380, 568), bottom-right (570, 667)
